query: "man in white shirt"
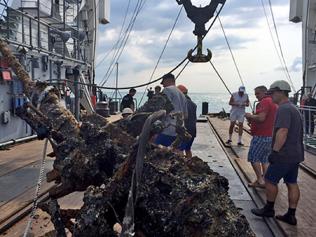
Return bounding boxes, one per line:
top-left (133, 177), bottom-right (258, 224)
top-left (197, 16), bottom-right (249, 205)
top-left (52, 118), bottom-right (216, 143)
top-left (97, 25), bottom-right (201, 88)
top-left (155, 73), bottom-right (188, 147)
top-left (226, 86), bottom-right (249, 146)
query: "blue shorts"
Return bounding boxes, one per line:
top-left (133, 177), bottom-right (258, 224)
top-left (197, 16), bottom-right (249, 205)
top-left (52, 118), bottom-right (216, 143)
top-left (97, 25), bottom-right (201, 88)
top-left (265, 162), bottom-right (300, 185)
top-left (248, 136), bottom-right (272, 164)
top-left (155, 134), bottom-right (176, 147)
top-left (179, 138), bottom-right (195, 151)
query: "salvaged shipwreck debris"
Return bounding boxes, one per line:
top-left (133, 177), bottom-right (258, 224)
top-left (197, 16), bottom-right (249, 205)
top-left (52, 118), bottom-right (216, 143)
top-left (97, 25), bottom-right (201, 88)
top-left (0, 39), bottom-right (255, 236)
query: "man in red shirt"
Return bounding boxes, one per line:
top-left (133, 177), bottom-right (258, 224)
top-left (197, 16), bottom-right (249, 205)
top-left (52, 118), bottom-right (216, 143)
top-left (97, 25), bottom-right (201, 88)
top-left (245, 86), bottom-right (278, 188)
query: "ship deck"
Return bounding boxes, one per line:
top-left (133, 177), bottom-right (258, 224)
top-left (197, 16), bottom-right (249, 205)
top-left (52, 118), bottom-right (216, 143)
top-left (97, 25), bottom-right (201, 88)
top-left (208, 116), bottom-right (316, 237)
top-left (1, 116), bottom-right (313, 236)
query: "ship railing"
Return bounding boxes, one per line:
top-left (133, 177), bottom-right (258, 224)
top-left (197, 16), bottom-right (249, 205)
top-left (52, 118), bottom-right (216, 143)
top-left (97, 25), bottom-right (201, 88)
top-left (298, 105), bottom-right (316, 150)
top-left (0, 1), bottom-right (88, 66)
top-left (98, 89), bottom-right (139, 113)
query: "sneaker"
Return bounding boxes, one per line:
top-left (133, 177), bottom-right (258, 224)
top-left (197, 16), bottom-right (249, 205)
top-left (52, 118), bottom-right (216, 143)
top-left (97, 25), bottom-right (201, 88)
top-left (251, 207), bottom-right (275, 217)
top-left (237, 142), bottom-right (244, 146)
top-left (226, 139), bottom-right (232, 144)
top-left (276, 214), bottom-right (297, 226)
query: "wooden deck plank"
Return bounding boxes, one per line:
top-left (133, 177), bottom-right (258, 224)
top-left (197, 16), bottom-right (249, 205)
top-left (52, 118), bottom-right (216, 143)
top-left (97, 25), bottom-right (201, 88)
top-left (209, 116), bottom-right (316, 237)
top-left (0, 192), bottom-right (83, 237)
top-left (0, 180), bottom-right (55, 224)
top-left (0, 140), bottom-right (53, 177)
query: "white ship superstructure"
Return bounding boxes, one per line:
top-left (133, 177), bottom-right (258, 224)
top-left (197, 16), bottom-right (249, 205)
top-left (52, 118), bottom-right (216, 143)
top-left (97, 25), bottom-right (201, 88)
top-left (0, 0), bottom-right (110, 143)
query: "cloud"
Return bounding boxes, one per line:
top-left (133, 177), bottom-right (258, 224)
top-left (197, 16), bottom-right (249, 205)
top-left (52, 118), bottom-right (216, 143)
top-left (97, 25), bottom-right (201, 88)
top-left (290, 57), bottom-right (302, 72)
top-left (95, 0), bottom-right (302, 93)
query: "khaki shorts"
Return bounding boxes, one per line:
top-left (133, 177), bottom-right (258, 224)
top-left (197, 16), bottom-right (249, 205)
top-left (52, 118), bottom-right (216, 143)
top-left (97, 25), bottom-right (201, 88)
top-left (230, 111), bottom-right (245, 123)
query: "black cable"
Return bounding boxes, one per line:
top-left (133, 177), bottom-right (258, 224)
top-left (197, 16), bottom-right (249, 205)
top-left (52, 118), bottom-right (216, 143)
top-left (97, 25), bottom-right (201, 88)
top-left (176, 60), bottom-right (190, 79)
top-left (258, 0), bottom-right (290, 82)
top-left (217, 15), bottom-right (245, 86)
top-left (95, 0), bottom-right (132, 68)
top-left (138, 6), bottom-right (183, 105)
top-left (96, 2), bottom-right (226, 90)
top-left (99, 0), bottom-right (143, 85)
top-left (267, 0), bottom-right (296, 92)
top-left (99, 0), bottom-right (146, 86)
top-left (98, 0), bottom-right (143, 85)
top-left (209, 61), bottom-right (232, 95)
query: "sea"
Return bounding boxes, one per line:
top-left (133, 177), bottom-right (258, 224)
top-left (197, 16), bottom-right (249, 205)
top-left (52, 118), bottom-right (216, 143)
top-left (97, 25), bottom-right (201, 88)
top-left (132, 92), bottom-right (257, 116)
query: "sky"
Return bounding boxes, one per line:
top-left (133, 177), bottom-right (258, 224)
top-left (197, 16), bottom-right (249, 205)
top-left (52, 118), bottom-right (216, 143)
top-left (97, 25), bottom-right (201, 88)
top-left (95, 0), bottom-right (303, 94)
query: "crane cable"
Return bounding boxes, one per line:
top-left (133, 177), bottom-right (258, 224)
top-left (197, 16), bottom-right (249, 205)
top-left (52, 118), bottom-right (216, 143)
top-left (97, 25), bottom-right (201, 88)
top-left (176, 60), bottom-right (190, 79)
top-left (98, 0), bottom-right (144, 85)
top-left (99, 0), bottom-right (144, 86)
top-left (138, 6), bottom-right (184, 105)
top-left (209, 61), bottom-right (232, 95)
top-left (258, 0), bottom-right (290, 83)
top-left (97, 3), bottom-right (226, 90)
top-left (217, 15), bottom-right (245, 87)
top-left (95, 0), bottom-right (132, 68)
top-left (267, 0), bottom-right (296, 92)
top-left (99, 0), bottom-right (147, 86)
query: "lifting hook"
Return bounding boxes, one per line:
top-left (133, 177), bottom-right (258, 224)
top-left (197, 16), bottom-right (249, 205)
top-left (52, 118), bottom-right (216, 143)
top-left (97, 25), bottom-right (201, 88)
top-left (176, 0), bottom-right (226, 63)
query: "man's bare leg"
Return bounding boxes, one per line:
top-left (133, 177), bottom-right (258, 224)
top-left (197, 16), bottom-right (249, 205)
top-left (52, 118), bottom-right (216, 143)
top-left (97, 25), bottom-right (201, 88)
top-left (249, 162), bottom-right (265, 186)
top-left (238, 122), bottom-right (243, 144)
top-left (287, 183), bottom-right (300, 209)
top-left (185, 150), bottom-right (192, 158)
top-left (262, 163), bottom-right (269, 176)
top-left (275, 183), bottom-right (300, 225)
top-left (227, 121), bottom-right (236, 143)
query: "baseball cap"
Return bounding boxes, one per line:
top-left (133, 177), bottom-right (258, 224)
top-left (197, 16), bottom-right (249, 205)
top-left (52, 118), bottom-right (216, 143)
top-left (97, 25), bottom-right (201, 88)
top-left (239, 86), bottom-right (245, 92)
top-left (268, 80), bottom-right (291, 94)
top-left (177, 84), bottom-right (188, 94)
top-left (122, 108), bottom-right (133, 115)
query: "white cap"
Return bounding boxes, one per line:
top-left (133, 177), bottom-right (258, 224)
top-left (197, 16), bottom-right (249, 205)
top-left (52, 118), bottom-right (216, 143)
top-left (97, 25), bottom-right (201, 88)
top-left (268, 80), bottom-right (291, 93)
top-left (239, 86), bottom-right (245, 92)
top-left (122, 108), bottom-right (133, 115)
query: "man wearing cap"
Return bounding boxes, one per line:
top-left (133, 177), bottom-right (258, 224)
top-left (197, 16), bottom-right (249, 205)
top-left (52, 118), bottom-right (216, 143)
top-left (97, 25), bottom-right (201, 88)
top-left (227, 86), bottom-right (249, 146)
top-left (122, 107), bottom-right (133, 119)
top-left (177, 84), bottom-right (197, 158)
top-left (251, 80), bottom-right (304, 226)
top-left (155, 73), bottom-right (188, 147)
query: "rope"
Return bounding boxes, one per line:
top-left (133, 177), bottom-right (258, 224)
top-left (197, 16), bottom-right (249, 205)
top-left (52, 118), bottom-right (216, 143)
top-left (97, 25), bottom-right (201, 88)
top-left (23, 138), bottom-right (49, 237)
top-left (209, 61), bottom-right (232, 95)
top-left (176, 60), bottom-right (190, 79)
top-left (267, 0), bottom-right (296, 92)
top-left (217, 15), bottom-right (245, 86)
top-left (210, 61), bottom-right (254, 111)
top-left (95, 0), bottom-right (132, 68)
top-left (120, 110), bottom-right (167, 237)
top-left (99, 0), bottom-right (147, 86)
top-left (97, 2), bottom-right (226, 90)
top-left (258, 0), bottom-right (290, 82)
top-left (139, 6), bottom-right (184, 105)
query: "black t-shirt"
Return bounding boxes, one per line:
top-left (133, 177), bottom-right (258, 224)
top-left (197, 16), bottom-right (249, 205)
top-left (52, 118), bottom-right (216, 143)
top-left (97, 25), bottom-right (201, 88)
top-left (272, 102), bottom-right (304, 163)
top-left (185, 96), bottom-right (197, 137)
top-left (120, 94), bottom-right (134, 111)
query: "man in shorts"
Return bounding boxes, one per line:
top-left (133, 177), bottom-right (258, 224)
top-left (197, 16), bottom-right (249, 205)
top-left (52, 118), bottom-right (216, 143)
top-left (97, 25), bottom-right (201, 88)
top-left (227, 86), bottom-right (249, 146)
top-left (245, 86), bottom-right (277, 188)
top-left (251, 80), bottom-right (304, 226)
top-left (155, 73), bottom-right (188, 147)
